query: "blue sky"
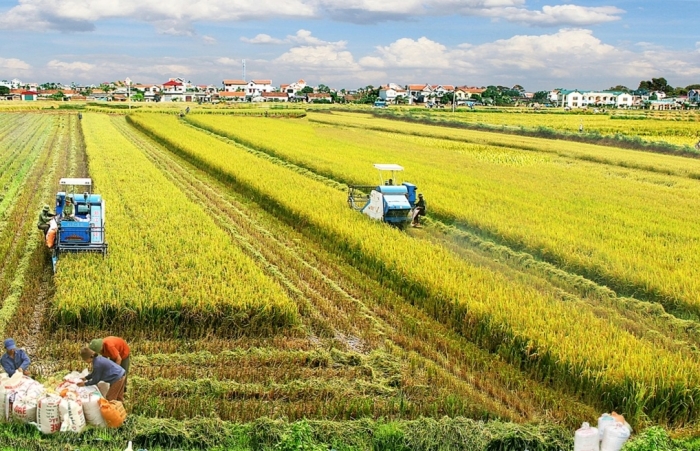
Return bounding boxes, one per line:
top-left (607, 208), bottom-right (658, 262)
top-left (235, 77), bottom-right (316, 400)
top-left (0, 0), bottom-right (698, 91)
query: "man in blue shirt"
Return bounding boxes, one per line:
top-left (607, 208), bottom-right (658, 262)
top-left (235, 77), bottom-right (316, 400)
top-left (78, 347), bottom-right (126, 402)
top-left (1, 338), bottom-right (30, 377)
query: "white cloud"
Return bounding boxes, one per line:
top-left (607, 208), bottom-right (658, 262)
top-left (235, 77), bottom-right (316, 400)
top-left (0, 0), bottom-right (315, 32)
top-left (241, 29), bottom-right (330, 46)
top-left (47, 60), bottom-right (94, 71)
top-left (356, 29), bottom-right (700, 90)
top-left (241, 34), bottom-right (286, 45)
top-left (0, 57), bottom-right (31, 72)
top-left (360, 37), bottom-right (450, 69)
top-left (477, 5), bottom-right (624, 26)
top-left (0, 0), bottom-right (624, 32)
top-left (216, 57), bottom-right (239, 66)
top-left (202, 35), bottom-right (217, 45)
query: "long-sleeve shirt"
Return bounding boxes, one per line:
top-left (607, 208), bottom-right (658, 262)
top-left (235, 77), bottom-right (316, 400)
top-left (63, 203), bottom-right (74, 217)
top-left (85, 355), bottom-right (125, 385)
top-left (415, 198), bottom-right (426, 211)
top-left (101, 336), bottom-right (130, 362)
top-left (37, 211), bottom-right (54, 227)
top-left (1, 350), bottom-right (30, 377)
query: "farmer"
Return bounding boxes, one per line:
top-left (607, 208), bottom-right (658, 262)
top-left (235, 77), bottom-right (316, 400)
top-left (37, 205), bottom-right (56, 236)
top-left (78, 347), bottom-right (126, 402)
top-left (89, 337), bottom-right (130, 390)
top-left (1, 338), bottom-right (31, 377)
top-left (411, 193), bottom-right (426, 227)
top-left (62, 196), bottom-right (75, 220)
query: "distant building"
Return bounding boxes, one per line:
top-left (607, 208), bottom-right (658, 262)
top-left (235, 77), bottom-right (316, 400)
top-left (222, 79), bottom-right (247, 92)
top-left (262, 92), bottom-right (289, 102)
top-left (21, 91), bottom-right (38, 101)
top-left (246, 80), bottom-right (273, 98)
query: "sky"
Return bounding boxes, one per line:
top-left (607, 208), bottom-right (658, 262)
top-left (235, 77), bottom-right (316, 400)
top-left (0, 0), bottom-right (698, 91)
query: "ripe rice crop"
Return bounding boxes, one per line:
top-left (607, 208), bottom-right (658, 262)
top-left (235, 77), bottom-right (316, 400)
top-left (188, 114), bottom-right (700, 319)
top-left (52, 113), bottom-right (298, 335)
top-left (392, 109), bottom-right (700, 148)
top-left (129, 113), bottom-right (700, 426)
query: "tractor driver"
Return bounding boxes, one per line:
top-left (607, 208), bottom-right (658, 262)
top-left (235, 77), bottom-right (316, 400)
top-left (411, 193), bottom-right (426, 227)
top-left (37, 205), bottom-right (56, 236)
top-left (62, 196), bottom-right (75, 220)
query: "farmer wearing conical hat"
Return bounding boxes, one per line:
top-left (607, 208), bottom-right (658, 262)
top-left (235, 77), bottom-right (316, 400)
top-left (89, 337), bottom-right (130, 391)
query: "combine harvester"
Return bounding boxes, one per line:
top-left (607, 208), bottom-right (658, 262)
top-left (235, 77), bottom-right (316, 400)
top-left (347, 164), bottom-right (418, 229)
top-left (49, 178), bottom-right (107, 272)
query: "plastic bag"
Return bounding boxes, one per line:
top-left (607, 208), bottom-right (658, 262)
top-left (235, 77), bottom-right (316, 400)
top-left (98, 398), bottom-right (126, 428)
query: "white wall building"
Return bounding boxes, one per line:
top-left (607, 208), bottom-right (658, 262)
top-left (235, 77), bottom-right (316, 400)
top-left (246, 80), bottom-right (273, 97)
top-left (223, 79), bottom-right (247, 92)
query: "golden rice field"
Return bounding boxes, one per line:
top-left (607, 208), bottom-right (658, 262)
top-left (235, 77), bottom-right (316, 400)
top-left (186, 113), bottom-right (700, 321)
top-left (52, 113), bottom-right (298, 334)
top-left (389, 109), bottom-right (700, 147)
top-left (130, 112), bottom-right (700, 427)
top-left (2, 108), bottom-right (700, 449)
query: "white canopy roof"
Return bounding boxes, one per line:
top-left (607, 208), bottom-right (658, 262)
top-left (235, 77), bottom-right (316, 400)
top-left (59, 178), bottom-right (92, 186)
top-left (373, 164), bottom-right (404, 171)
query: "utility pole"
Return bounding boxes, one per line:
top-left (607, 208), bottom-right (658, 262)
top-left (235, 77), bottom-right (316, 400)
top-left (242, 60), bottom-right (246, 82)
top-left (452, 86), bottom-right (456, 114)
top-left (125, 77), bottom-right (131, 110)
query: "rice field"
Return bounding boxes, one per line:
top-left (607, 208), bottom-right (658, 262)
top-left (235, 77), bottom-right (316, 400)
top-left (0, 108), bottom-right (699, 449)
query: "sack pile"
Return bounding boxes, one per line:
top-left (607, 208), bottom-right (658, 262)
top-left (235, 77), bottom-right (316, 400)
top-left (0, 370), bottom-right (126, 434)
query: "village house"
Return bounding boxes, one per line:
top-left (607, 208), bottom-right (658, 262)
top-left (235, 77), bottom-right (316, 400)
top-left (262, 92), bottom-right (289, 102)
top-left (160, 79), bottom-right (196, 102)
top-left (222, 79), bottom-right (247, 92)
top-left (281, 79), bottom-right (307, 97)
top-left (406, 84), bottom-right (432, 104)
top-left (378, 84), bottom-right (407, 103)
top-left (217, 91), bottom-right (246, 103)
top-left (246, 80), bottom-right (274, 98)
top-left (554, 89), bottom-right (634, 108)
top-left (454, 86), bottom-right (484, 101)
top-left (20, 90), bottom-right (38, 101)
top-left (306, 92), bottom-right (332, 103)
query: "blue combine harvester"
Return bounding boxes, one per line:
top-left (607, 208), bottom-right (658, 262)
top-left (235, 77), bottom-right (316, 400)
top-left (51, 178), bottom-right (107, 272)
top-left (347, 164), bottom-right (418, 228)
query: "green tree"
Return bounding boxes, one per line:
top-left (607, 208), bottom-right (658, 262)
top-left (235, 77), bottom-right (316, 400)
top-left (533, 91), bottom-right (549, 102)
top-left (49, 90), bottom-right (65, 101)
top-left (0, 86), bottom-right (9, 95)
top-left (300, 86), bottom-right (314, 94)
top-left (316, 84), bottom-right (330, 93)
top-left (608, 85), bottom-right (630, 92)
top-left (638, 77), bottom-right (674, 94)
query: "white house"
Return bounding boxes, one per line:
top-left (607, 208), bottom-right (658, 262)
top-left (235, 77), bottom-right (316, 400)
top-left (246, 80), bottom-right (273, 97)
top-left (430, 85), bottom-right (455, 98)
top-left (222, 79), bottom-right (247, 92)
top-left (557, 89), bottom-right (634, 108)
top-left (160, 80), bottom-right (186, 102)
top-left (378, 84), bottom-right (407, 103)
top-left (406, 84), bottom-right (432, 104)
top-left (281, 79), bottom-right (307, 96)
